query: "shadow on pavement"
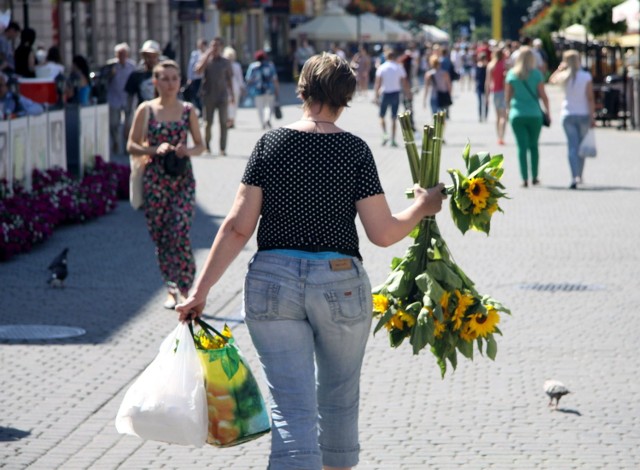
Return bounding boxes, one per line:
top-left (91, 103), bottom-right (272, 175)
top-left (544, 184), bottom-right (640, 192)
top-left (0, 427), bottom-right (31, 442)
top-left (0, 201), bottom-right (222, 346)
top-left (555, 408), bottom-right (582, 416)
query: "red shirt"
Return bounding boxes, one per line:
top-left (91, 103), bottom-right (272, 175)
top-left (490, 59), bottom-right (506, 92)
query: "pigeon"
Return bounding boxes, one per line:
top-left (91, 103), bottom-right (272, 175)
top-left (544, 379), bottom-right (570, 410)
top-left (47, 248), bottom-right (68, 288)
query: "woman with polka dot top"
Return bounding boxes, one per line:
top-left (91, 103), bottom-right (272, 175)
top-left (177, 53), bottom-right (446, 470)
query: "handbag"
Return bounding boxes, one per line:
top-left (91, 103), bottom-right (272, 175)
top-left (189, 318), bottom-right (270, 448)
top-left (129, 103), bottom-right (150, 210)
top-left (522, 80), bottom-right (550, 127)
top-left (115, 323), bottom-right (208, 447)
top-left (162, 150), bottom-right (188, 177)
top-left (578, 128), bottom-right (597, 158)
top-left (274, 103), bottom-right (283, 120)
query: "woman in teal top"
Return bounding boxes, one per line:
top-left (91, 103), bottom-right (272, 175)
top-left (505, 47), bottom-right (550, 187)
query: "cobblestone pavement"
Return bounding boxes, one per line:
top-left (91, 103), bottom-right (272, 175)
top-left (1, 81), bottom-right (639, 470)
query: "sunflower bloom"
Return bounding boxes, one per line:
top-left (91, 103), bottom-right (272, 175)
top-left (433, 319), bottom-right (446, 338)
top-left (390, 312), bottom-right (405, 330)
top-left (468, 307), bottom-right (500, 337)
top-left (466, 178), bottom-right (490, 209)
top-left (399, 311), bottom-right (416, 328)
top-left (372, 294), bottom-right (389, 313)
top-left (459, 322), bottom-right (478, 342)
top-left (454, 290), bottom-right (474, 316)
top-left (440, 291), bottom-right (451, 313)
top-left (487, 203), bottom-right (499, 215)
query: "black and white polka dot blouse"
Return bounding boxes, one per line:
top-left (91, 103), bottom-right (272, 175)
top-left (242, 128), bottom-right (384, 258)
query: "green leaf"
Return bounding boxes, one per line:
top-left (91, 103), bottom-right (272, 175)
top-left (437, 355), bottom-right (446, 378)
top-left (415, 272), bottom-right (444, 298)
top-left (426, 261), bottom-right (463, 289)
top-left (447, 349), bottom-right (458, 371)
top-left (390, 256), bottom-right (404, 270)
top-left (486, 335), bottom-right (498, 360)
top-left (389, 328), bottom-right (408, 348)
top-left (484, 298), bottom-right (511, 315)
top-left (449, 200), bottom-right (471, 234)
top-left (432, 304), bottom-right (444, 322)
top-left (476, 337), bottom-right (484, 355)
top-left (373, 309), bottom-right (394, 334)
top-left (457, 338), bottom-right (474, 359)
top-left (467, 153), bottom-right (481, 173)
top-left (410, 320), bottom-right (432, 354)
top-left (405, 301), bottom-right (423, 314)
top-left (408, 224), bottom-right (421, 239)
top-left (385, 270), bottom-right (410, 298)
top-left (461, 142), bottom-right (471, 168)
top-left (220, 344), bottom-right (241, 379)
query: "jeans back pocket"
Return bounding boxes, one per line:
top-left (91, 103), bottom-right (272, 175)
top-left (244, 277), bottom-right (280, 320)
top-left (324, 282), bottom-right (368, 324)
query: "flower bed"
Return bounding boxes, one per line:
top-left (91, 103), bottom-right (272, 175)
top-left (0, 156), bottom-right (130, 262)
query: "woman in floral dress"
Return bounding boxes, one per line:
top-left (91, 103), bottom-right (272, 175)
top-left (127, 60), bottom-right (205, 309)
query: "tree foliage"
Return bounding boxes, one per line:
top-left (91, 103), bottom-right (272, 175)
top-left (567, 0), bottom-right (627, 36)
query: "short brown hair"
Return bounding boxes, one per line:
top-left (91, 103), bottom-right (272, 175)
top-left (152, 60), bottom-right (180, 79)
top-left (296, 52), bottom-right (356, 113)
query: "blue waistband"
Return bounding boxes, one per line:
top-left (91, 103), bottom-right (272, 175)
top-left (264, 249), bottom-right (347, 260)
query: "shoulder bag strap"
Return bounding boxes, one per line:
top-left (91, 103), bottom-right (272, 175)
top-left (521, 79), bottom-right (544, 113)
top-left (521, 79), bottom-right (537, 100)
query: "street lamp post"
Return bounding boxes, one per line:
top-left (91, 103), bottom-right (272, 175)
top-left (492, 0), bottom-right (502, 40)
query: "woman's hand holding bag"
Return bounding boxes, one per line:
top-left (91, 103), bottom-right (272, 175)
top-left (115, 323), bottom-right (208, 447)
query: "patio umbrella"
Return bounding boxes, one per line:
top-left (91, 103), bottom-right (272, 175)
top-left (420, 25), bottom-right (450, 43)
top-left (557, 24), bottom-right (594, 43)
top-left (292, 6), bottom-right (412, 43)
top-left (612, 0), bottom-right (640, 33)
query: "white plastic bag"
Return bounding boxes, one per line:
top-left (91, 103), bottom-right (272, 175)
top-left (115, 323), bottom-right (208, 447)
top-left (578, 129), bottom-right (597, 158)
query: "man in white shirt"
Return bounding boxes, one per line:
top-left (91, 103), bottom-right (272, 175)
top-left (374, 48), bottom-right (411, 147)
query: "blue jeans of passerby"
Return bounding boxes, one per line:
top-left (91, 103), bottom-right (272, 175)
top-left (243, 251), bottom-right (373, 469)
top-left (562, 114), bottom-right (590, 181)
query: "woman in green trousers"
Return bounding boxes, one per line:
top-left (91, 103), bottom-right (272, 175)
top-left (505, 46), bottom-right (550, 187)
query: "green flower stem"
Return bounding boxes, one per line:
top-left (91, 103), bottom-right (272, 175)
top-left (398, 112), bottom-right (420, 185)
top-left (421, 125), bottom-right (433, 188)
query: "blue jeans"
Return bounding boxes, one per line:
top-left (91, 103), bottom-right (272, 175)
top-left (243, 252), bottom-right (373, 469)
top-left (562, 114), bottom-right (590, 180)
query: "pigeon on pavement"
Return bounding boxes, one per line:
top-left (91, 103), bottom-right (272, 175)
top-left (544, 379), bottom-right (570, 410)
top-left (47, 248), bottom-right (68, 288)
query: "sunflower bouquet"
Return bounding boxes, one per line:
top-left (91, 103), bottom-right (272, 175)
top-left (448, 147), bottom-right (507, 235)
top-left (372, 112), bottom-right (510, 377)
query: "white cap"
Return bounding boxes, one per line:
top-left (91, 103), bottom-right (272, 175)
top-left (140, 40), bottom-right (161, 54)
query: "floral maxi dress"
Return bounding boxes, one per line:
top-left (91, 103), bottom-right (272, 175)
top-left (143, 102), bottom-right (196, 294)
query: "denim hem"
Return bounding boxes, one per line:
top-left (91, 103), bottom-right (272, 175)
top-left (320, 444), bottom-right (360, 468)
